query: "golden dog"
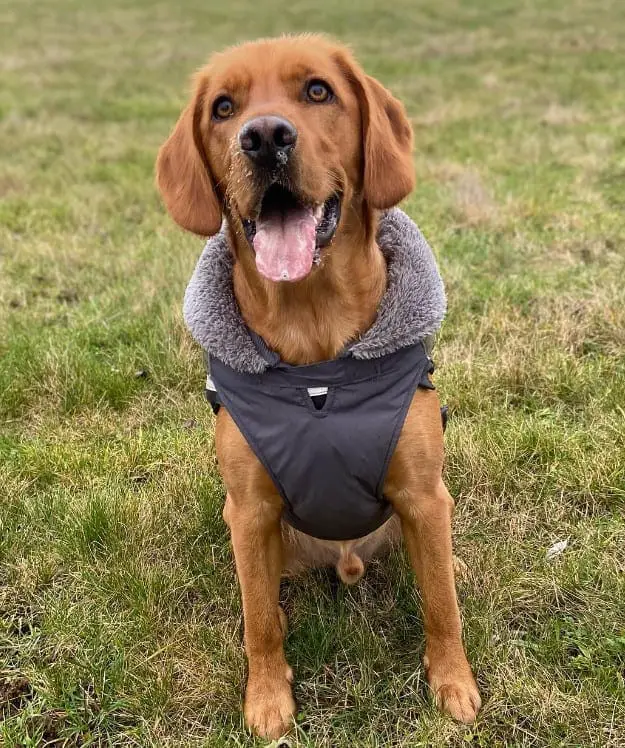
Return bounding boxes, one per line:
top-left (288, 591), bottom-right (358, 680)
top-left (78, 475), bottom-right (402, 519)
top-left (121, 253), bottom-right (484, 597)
top-left (157, 35), bottom-right (481, 740)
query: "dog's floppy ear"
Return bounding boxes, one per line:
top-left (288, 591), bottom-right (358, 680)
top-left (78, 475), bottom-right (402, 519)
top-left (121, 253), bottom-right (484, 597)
top-left (336, 51), bottom-right (414, 209)
top-left (156, 78), bottom-right (222, 236)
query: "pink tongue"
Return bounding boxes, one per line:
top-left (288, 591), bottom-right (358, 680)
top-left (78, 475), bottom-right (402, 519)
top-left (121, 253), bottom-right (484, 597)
top-left (253, 207), bottom-right (316, 282)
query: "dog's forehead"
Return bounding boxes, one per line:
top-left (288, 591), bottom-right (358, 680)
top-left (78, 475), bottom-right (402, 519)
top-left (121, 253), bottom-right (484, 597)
top-left (207, 38), bottom-right (343, 93)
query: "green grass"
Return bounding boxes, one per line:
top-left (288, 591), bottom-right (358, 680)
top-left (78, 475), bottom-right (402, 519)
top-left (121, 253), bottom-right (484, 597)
top-left (1, 0), bottom-right (624, 744)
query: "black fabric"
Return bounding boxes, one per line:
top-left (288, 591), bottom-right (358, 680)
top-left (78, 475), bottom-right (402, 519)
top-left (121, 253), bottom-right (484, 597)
top-left (206, 385), bottom-right (449, 430)
top-left (209, 342), bottom-right (434, 541)
top-left (205, 388), bottom-right (221, 415)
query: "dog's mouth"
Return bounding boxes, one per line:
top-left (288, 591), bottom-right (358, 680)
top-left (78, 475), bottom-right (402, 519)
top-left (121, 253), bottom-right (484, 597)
top-left (241, 184), bottom-right (342, 283)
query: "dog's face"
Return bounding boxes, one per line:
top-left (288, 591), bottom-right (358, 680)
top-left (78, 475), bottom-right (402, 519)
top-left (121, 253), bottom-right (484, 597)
top-left (157, 36), bottom-right (414, 282)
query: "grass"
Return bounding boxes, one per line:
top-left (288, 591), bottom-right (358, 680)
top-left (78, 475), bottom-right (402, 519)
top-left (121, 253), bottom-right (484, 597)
top-left (1, 0), bottom-right (624, 744)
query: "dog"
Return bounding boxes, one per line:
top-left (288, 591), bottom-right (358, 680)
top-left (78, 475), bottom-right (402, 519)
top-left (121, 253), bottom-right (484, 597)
top-left (156, 35), bottom-right (481, 740)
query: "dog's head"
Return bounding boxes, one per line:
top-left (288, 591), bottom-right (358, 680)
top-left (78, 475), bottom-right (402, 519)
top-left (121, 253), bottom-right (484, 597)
top-left (157, 35), bottom-right (414, 282)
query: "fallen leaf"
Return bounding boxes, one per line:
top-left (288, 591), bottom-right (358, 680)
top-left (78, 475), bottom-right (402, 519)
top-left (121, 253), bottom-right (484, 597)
top-left (546, 539), bottom-right (568, 560)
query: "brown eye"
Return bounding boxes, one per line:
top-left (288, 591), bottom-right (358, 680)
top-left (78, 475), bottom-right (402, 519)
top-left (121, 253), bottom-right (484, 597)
top-left (306, 80), bottom-right (332, 103)
top-left (213, 96), bottom-right (234, 120)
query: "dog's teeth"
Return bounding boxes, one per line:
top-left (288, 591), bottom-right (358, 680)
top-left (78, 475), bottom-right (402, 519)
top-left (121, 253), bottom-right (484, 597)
top-left (313, 204), bottom-right (323, 222)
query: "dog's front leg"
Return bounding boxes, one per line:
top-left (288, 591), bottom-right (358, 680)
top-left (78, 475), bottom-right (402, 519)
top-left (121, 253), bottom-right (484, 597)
top-left (224, 492), bottom-right (295, 739)
top-left (386, 391), bottom-right (481, 723)
top-left (217, 416), bottom-right (295, 740)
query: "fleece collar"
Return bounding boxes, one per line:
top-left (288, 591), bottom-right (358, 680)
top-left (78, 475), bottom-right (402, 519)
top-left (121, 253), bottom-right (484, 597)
top-left (183, 208), bottom-right (446, 374)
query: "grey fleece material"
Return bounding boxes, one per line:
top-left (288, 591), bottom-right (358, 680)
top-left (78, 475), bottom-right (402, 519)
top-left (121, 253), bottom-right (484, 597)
top-left (183, 208), bottom-right (446, 372)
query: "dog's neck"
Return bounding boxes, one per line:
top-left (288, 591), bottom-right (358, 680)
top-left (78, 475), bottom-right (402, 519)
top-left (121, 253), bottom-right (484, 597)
top-left (229, 206), bottom-right (387, 365)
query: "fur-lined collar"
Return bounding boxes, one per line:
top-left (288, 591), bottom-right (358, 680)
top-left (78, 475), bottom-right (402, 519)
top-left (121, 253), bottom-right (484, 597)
top-left (183, 208), bottom-right (446, 373)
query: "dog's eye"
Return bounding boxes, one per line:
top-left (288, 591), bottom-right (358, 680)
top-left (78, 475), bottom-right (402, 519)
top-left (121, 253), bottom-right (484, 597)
top-left (213, 96), bottom-right (235, 120)
top-left (306, 80), bottom-right (332, 103)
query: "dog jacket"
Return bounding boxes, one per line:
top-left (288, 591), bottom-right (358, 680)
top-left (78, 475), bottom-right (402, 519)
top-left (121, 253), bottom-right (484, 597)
top-left (184, 208), bottom-right (447, 541)
top-left (208, 340), bottom-right (434, 541)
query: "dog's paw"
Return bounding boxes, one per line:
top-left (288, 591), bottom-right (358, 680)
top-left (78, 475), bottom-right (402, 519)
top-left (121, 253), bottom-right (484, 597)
top-left (245, 673), bottom-right (296, 740)
top-left (424, 651), bottom-right (481, 724)
top-left (433, 678), bottom-right (481, 723)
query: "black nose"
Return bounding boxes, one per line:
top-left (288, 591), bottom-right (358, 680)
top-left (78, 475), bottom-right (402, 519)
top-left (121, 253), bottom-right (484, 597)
top-left (238, 116), bottom-right (297, 167)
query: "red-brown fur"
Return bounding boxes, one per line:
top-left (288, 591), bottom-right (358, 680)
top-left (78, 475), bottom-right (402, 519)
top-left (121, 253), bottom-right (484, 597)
top-left (157, 35), bottom-right (481, 740)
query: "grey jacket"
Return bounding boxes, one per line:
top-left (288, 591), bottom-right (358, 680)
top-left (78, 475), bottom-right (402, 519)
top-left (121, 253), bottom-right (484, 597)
top-left (184, 209), bottom-right (446, 541)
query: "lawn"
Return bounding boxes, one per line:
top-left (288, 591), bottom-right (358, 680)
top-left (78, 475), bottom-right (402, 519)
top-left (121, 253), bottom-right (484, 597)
top-left (1, 0), bottom-right (624, 745)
